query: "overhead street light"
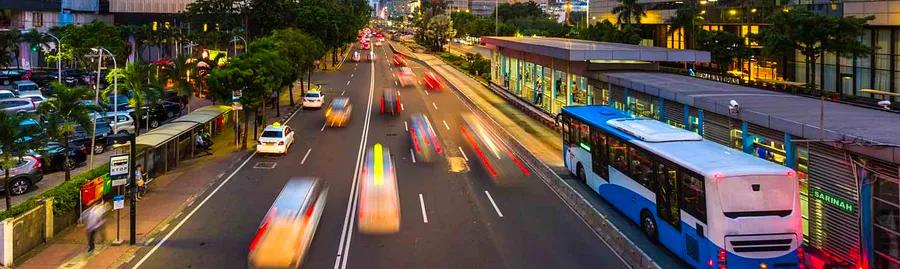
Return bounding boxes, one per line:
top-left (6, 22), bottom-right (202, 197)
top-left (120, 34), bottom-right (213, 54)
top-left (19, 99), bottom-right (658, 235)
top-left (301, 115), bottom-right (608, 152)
top-left (87, 47), bottom-right (118, 169)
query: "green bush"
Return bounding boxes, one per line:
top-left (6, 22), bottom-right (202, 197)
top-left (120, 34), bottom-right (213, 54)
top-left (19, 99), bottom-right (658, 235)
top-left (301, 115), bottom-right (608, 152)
top-left (0, 163), bottom-right (110, 220)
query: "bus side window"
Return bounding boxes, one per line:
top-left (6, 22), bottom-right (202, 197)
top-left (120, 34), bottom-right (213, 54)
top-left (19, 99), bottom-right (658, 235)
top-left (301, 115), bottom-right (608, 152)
top-left (628, 147), bottom-right (657, 191)
top-left (681, 172), bottom-right (707, 223)
top-left (591, 128), bottom-right (609, 180)
top-left (561, 115), bottom-right (571, 145)
top-left (607, 136), bottom-right (629, 174)
top-left (656, 162), bottom-right (681, 229)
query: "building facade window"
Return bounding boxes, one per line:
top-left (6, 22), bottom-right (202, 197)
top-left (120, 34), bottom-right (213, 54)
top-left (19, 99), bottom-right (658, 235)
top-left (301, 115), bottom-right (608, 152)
top-left (874, 175), bottom-right (900, 268)
top-left (31, 12), bottom-right (42, 27)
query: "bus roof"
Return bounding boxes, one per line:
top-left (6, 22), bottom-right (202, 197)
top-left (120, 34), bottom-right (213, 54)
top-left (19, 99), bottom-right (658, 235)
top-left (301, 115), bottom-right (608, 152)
top-left (562, 106), bottom-right (793, 178)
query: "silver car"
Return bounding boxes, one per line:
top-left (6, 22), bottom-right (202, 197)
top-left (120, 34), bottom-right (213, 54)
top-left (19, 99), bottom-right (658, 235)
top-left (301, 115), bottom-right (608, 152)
top-left (0, 98), bottom-right (36, 114)
top-left (0, 156), bottom-right (43, 196)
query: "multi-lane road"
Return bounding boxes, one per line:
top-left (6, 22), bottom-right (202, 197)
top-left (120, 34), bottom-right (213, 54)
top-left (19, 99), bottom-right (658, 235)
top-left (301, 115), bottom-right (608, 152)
top-left (123, 43), bottom-right (629, 269)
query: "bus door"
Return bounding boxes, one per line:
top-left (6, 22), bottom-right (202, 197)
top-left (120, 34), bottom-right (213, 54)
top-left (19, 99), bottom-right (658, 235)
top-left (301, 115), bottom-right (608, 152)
top-left (655, 162), bottom-right (694, 263)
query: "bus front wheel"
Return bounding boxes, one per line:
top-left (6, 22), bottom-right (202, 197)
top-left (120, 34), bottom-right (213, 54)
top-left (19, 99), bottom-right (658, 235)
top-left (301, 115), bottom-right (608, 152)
top-left (640, 210), bottom-right (659, 244)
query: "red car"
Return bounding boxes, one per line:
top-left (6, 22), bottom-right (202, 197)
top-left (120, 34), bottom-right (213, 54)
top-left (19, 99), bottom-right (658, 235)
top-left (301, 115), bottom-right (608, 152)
top-left (422, 71), bottom-right (442, 91)
top-left (391, 54), bottom-right (408, 66)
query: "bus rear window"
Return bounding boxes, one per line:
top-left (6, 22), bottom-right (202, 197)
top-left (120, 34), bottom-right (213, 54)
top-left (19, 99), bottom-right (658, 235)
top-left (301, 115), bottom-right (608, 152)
top-left (717, 175), bottom-right (796, 218)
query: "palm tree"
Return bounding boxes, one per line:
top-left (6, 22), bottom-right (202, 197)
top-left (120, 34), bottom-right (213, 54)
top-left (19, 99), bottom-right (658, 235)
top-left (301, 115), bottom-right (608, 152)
top-left (164, 55), bottom-right (198, 111)
top-left (0, 111), bottom-right (42, 209)
top-left (38, 83), bottom-right (96, 181)
top-left (104, 62), bottom-right (162, 135)
top-left (666, 6), bottom-right (702, 49)
top-left (612, 0), bottom-right (647, 26)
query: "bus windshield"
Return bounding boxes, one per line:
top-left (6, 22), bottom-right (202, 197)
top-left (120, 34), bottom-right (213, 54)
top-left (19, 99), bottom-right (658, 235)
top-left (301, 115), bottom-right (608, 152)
top-left (717, 175), bottom-right (796, 218)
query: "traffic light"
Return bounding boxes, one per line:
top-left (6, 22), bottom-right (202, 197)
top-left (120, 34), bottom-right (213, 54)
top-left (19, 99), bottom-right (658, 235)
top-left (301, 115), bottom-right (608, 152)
top-left (30, 44), bottom-right (38, 52)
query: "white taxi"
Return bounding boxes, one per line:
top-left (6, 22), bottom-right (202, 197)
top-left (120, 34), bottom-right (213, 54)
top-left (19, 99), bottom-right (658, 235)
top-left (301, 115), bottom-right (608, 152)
top-left (256, 122), bottom-right (295, 154)
top-left (302, 90), bottom-right (325, 108)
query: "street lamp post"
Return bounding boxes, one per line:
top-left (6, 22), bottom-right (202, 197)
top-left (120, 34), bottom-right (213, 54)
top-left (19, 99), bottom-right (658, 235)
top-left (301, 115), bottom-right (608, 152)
top-left (231, 36), bottom-right (248, 55)
top-left (88, 47), bottom-right (118, 169)
top-left (42, 32), bottom-right (61, 84)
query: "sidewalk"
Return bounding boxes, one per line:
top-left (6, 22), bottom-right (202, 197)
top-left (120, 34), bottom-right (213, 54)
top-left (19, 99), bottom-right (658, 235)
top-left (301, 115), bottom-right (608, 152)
top-left (14, 87), bottom-right (302, 269)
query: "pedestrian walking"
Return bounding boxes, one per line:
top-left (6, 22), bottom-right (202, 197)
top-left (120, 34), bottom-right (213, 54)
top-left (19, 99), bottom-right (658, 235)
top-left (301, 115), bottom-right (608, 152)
top-left (79, 202), bottom-right (108, 253)
top-left (270, 91), bottom-right (278, 108)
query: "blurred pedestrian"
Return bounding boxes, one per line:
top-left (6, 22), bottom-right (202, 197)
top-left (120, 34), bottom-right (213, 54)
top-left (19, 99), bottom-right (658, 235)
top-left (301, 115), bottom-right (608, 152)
top-left (79, 202), bottom-right (108, 253)
top-left (269, 91), bottom-right (278, 108)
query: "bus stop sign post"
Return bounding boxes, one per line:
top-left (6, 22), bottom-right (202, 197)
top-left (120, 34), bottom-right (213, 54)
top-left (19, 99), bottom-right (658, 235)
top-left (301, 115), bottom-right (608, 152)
top-left (110, 133), bottom-right (137, 245)
top-left (109, 154), bottom-right (129, 245)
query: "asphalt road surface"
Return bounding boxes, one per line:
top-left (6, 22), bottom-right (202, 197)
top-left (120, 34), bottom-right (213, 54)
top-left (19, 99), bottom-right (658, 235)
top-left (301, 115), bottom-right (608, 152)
top-left (123, 43), bottom-right (629, 269)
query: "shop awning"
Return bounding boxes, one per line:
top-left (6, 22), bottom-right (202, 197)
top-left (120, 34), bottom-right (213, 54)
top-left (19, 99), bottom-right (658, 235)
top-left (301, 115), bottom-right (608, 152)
top-left (135, 121), bottom-right (198, 148)
top-left (172, 105), bottom-right (231, 124)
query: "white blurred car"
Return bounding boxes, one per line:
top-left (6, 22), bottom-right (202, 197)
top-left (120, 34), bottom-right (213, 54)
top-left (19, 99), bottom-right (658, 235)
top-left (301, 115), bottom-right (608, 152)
top-left (396, 67), bottom-right (415, 87)
top-left (256, 122), bottom-right (295, 154)
top-left (302, 91), bottom-right (325, 108)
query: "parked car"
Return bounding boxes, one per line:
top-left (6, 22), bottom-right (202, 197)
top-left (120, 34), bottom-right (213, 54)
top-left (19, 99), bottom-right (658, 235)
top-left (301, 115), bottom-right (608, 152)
top-left (94, 112), bottom-right (135, 134)
top-left (0, 90), bottom-right (15, 100)
top-left (18, 93), bottom-right (47, 106)
top-left (0, 98), bottom-right (37, 114)
top-left (138, 101), bottom-right (183, 128)
top-left (32, 142), bottom-right (87, 172)
top-left (163, 90), bottom-right (188, 106)
top-left (0, 156), bottom-right (43, 196)
top-left (70, 117), bottom-right (113, 154)
top-left (12, 80), bottom-right (40, 95)
top-left (0, 69), bottom-right (25, 88)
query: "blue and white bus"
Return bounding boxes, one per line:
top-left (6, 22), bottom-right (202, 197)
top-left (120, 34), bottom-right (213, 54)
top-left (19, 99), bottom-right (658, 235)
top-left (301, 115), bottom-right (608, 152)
top-left (560, 106), bottom-right (802, 269)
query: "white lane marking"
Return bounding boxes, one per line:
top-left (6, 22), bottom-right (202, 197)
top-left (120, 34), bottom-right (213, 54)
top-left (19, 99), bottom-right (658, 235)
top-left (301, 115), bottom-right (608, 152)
top-left (335, 54), bottom-right (376, 269)
top-left (396, 91), bottom-right (400, 96)
top-left (341, 90), bottom-right (346, 96)
top-left (484, 191), bottom-right (504, 218)
top-left (404, 121), bottom-right (408, 130)
top-left (401, 103), bottom-right (405, 111)
top-left (458, 146), bottom-right (469, 161)
top-left (144, 237), bottom-right (156, 246)
top-left (301, 148), bottom-right (312, 164)
top-left (442, 120), bottom-right (450, 130)
top-left (394, 81), bottom-right (398, 86)
top-left (419, 194), bottom-right (428, 223)
top-left (158, 223), bottom-right (170, 231)
top-left (131, 151), bottom-right (258, 268)
top-left (321, 122), bottom-right (327, 132)
top-left (173, 212), bottom-right (183, 219)
top-left (432, 102), bottom-right (438, 110)
top-left (346, 80), bottom-right (351, 86)
top-left (424, 89), bottom-right (430, 96)
top-left (351, 73), bottom-right (354, 78)
top-left (410, 148), bottom-right (417, 163)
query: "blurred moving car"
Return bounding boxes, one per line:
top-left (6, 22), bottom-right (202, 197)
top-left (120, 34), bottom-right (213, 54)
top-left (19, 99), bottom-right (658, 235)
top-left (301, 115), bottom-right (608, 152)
top-left (408, 114), bottom-right (441, 162)
top-left (325, 97), bottom-right (352, 127)
top-left (256, 122), bottom-right (295, 155)
top-left (396, 67), bottom-right (415, 87)
top-left (0, 156), bottom-right (43, 196)
top-left (360, 42), bottom-right (371, 50)
top-left (357, 143), bottom-right (400, 234)
top-left (302, 90), bottom-right (325, 109)
top-left (460, 113), bottom-right (530, 180)
top-left (375, 41), bottom-right (382, 47)
top-left (248, 177), bottom-right (328, 269)
top-left (0, 98), bottom-right (37, 114)
top-left (366, 50), bottom-right (376, 62)
top-left (352, 51), bottom-right (361, 62)
top-left (32, 142), bottom-right (87, 172)
top-left (380, 89), bottom-right (401, 115)
top-left (391, 54), bottom-right (408, 67)
top-left (422, 71), bottom-right (442, 91)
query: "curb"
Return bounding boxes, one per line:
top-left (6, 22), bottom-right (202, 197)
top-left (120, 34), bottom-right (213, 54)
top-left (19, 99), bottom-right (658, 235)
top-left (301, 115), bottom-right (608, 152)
top-left (389, 41), bottom-right (661, 269)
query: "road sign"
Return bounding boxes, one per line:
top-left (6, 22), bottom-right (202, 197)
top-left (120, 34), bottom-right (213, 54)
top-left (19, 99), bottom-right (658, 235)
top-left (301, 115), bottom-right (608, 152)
top-left (113, 195), bottom-right (125, 210)
top-left (110, 154), bottom-right (129, 178)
